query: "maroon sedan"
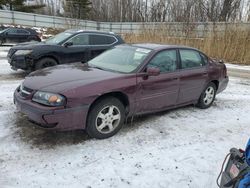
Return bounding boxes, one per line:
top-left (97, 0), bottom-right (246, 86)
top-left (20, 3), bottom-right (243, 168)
top-left (14, 44), bottom-right (228, 139)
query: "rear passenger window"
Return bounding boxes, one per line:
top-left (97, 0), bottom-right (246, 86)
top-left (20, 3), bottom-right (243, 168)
top-left (200, 53), bottom-right (208, 65)
top-left (106, 36), bottom-right (117, 44)
top-left (180, 50), bottom-right (204, 69)
top-left (89, 35), bottom-right (116, 45)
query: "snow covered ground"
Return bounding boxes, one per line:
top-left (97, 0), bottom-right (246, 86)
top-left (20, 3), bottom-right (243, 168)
top-left (226, 63), bottom-right (250, 71)
top-left (0, 77), bottom-right (250, 188)
top-left (0, 46), bottom-right (250, 188)
top-left (0, 46), bottom-right (27, 80)
top-left (226, 63), bottom-right (250, 79)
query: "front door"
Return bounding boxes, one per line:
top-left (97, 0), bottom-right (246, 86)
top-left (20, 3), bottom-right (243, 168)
top-left (64, 33), bottom-right (90, 63)
top-left (136, 49), bottom-right (180, 113)
top-left (5, 28), bottom-right (20, 43)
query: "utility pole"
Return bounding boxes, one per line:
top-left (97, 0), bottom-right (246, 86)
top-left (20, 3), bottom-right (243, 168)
top-left (120, 0), bottom-right (123, 22)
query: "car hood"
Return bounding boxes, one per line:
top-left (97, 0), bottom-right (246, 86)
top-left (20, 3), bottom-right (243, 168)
top-left (23, 63), bottom-right (123, 93)
top-left (11, 42), bottom-right (55, 50)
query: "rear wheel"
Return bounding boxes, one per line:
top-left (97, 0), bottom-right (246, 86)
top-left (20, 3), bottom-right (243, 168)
top-left (35, 57), bottom-right (57, 70)
top-left (28, 36), bottom-right (40, 42)
top-left (86, 97), bottom-right (125, 139)
top-left (197, 82), bottom-right (217, 109)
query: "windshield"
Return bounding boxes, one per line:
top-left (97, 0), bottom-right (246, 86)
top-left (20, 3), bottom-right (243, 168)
top-left (0, 28), bottom-right (8, 33)
top-left (88, 46), bottom-right (152, 73)
top-left (45, 32), bottom-right (73, 44)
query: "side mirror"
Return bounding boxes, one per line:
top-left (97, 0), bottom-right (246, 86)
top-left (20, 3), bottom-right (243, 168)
top-left (63, 41), bottom-right (73, 47)
top-left (146, 67), bottom-right (160, 76)
top-left (4, 32), bottom-right (8, 35)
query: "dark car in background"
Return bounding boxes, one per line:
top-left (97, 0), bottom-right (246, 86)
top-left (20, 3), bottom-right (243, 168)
top-left (0, 27), bottom-right (41, 45)
top-left (14, 44), bottom-right (229, 139)
top-left (8, 29), bottom-right (124, 71)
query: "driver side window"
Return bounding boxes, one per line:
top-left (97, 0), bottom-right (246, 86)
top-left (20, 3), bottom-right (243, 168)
top-left (68, 34), bottom-right (89, 46)
top-left (148, 50), bottom-right (177, 73)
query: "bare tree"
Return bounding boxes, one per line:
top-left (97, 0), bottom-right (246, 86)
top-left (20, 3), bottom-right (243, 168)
top-left (74, 0), bottom-right (249, 22)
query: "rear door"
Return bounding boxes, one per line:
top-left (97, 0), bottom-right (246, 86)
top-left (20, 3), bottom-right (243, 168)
top-left (177, 49), bottom-right (208, 104)
top-left (89, 34), bottom-right (118, 59)
top-left (136, 49), bottom-right (180, 113)
top-left (17, 29), bottom-right (30, 42)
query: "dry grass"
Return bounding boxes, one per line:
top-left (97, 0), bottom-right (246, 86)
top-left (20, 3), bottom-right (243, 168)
top-left (46, 28), bottom-right (64, 35)
top-left (124, 25), bottom-right (250, 65)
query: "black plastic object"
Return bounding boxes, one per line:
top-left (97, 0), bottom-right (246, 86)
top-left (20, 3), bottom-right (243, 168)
top-left (220, 148), bottom-right (249, 188)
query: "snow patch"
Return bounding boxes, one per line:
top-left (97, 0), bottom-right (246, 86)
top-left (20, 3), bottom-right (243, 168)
top-left (226, 63), bottom-right (250, 71)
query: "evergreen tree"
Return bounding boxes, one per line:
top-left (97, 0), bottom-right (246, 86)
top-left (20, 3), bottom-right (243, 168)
top-left (64, 0), bottom-right (92, 19)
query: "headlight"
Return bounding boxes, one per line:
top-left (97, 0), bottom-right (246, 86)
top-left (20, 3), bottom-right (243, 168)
top-left (15, 50), bottom-right (33, 56)
top-left (32, 91), bottom-right (66, 107)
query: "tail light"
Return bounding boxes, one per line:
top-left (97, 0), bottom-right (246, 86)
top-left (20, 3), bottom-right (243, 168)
top-left (223, 64), bottom-right (227, 77)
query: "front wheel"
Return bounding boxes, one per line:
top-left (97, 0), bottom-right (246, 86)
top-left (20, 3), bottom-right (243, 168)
top-left (35, 57), bottom-right (57, 70)
top-left (86, 97), bottom-right (125, 139)
top-left (0, 38), bottom-right (5, 45)
top-left (197, 82), bottom-right (217, 109)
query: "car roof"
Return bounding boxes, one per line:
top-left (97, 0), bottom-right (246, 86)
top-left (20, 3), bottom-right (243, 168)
top-left (128, 43), bottom-right (199, 51)
top-left (24, 28), bottom-right (38, 34)
top-left (65, 29), bottom-right (117, 35)
top-left (4, 27), bottom-right (37, 34)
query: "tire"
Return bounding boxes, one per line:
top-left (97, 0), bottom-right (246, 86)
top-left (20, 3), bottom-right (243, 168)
top-left (0, 38), bottom-right (4, 45)
top-left (28, 36), bottom-right (40, 42)
top-left (86, 97), bottom-right (125, 139)
top-left (197, 82), bottom-right (217, 109)
top-left (35, 57), bottom-right (58, 70)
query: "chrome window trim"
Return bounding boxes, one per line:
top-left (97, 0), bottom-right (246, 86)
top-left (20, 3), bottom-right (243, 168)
top-left (6, 28), bottom-right (30, 35)
top-left (62, 33), bottom-right (118, 47)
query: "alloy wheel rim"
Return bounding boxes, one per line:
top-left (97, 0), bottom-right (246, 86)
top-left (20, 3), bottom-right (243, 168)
top-left (203, 86), bottom-right (215, 105)
top-left (95, 105), bottom-right (121, 134)
top-left (43, 61), bottom-right (55, 68)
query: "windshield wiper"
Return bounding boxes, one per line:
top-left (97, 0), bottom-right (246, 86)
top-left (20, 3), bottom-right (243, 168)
top-left (90, 65), bottom-right (105, 70)
top-left (88, 64), bottom-right (121, 73)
